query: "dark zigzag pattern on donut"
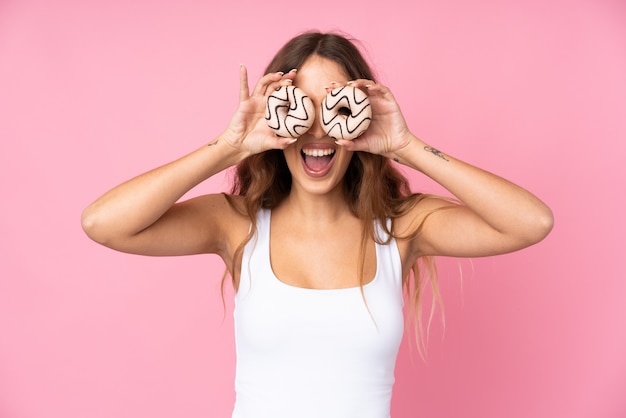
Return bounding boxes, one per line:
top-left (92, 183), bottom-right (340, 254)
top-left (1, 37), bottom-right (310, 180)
top-left (321, 86), bottom-right (372, 140)
top-left (265, 86), bottom-right (314, 137)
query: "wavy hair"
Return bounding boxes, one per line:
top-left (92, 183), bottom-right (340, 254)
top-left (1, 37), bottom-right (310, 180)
top-left (225, 31), bottom-right (443, 357)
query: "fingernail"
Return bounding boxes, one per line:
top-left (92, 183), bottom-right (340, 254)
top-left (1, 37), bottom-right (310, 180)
top-left (289, 68), bottom-right (298, 73)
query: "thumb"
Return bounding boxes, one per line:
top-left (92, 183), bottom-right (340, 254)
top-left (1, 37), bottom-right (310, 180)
top-left (335, 138), bottom-right (368, 153)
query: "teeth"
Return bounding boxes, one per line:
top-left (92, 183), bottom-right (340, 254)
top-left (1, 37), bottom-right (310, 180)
top-left (302, 148), bottom-right (335, 157)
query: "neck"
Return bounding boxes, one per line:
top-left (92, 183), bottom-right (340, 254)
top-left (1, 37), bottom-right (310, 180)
top-left (277, 187), bottom-right (352, 225)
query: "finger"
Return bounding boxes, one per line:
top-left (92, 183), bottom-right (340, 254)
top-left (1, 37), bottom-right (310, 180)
top-left (252, 71), bottom-right (284, 97)
top-left (277, 78), bottom-right (293, 89)
top-left (239, 65), bottom-right (250, 102)
top-left (268, 136), bottom-right (298, 150)
top-left (270, 69), bottom-right (299, 92)
top-left (282, 68), bottom-right (298, 82)
top-left (344, 79), bottom-right (381, 97)
top-left (278, 137), bottom-right (298, 148)
top-left (364, 83), bottom-right (394, 100)
top-left (346, 79), bottom-right (375, 89)
top-left (273, 69), bottom-right (297, 90)
top-left (335, 138), bottom-right (365, 152)
top-left (326, 80), bottom-right (348, 90)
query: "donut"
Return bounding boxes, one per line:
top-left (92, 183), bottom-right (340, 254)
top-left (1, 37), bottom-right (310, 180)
top-left (321, 86), bottom-right (372, 140)
top-left (265, 85), bottom-right (315, 138)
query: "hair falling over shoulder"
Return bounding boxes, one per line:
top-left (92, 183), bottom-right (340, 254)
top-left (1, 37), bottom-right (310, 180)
top-left (224, 31), bottom-right (444, 359)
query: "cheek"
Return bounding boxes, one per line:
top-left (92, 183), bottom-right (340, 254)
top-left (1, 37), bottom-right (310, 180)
top-left (282, 147), bottom-right (301, 169)
top-left (334, 151), bottom-right (355, 175)
top-left (338, 150), bottom-right (354, 166)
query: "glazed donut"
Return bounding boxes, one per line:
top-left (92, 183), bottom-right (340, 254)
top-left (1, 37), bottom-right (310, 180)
top-left (265, 85), bottom-right (315, 138)
top-left (321, 86), bottom-right (372, 140)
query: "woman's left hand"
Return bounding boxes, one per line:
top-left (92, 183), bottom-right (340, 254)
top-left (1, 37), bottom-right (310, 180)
top-left (331, 80), bottom-right (415, 159)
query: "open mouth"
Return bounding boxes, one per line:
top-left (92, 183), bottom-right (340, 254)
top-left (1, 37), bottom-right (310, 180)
top-left (301, 147), bottom-right (336, 176)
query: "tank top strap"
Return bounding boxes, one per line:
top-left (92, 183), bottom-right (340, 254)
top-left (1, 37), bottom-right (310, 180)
top-left (239, 210), bottom-right (403, 294)
top-left (238, 208), bottom-right (272, 294)
top-left (373, 218), bottom-right (404, 291)
top-left (233, 210), bottom-right (405, 418)
top-left (254, 207), bottom-right (271, 241)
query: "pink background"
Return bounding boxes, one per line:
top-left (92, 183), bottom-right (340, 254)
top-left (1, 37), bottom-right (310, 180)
top-left (1, 0), bottom-right (624, 417)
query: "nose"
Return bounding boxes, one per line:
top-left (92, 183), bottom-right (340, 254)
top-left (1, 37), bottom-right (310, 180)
top-left (304, 98), bottom-right (335, 139)
top-left (306, 111), bottom-right (327, 139)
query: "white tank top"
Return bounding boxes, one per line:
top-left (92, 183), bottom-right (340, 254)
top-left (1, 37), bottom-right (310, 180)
top-left (232, 209), bottom-right (404, 418)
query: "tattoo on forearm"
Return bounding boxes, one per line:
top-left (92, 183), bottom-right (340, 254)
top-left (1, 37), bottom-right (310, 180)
top-left (424, 146), bottom-right (449, 161)
top-left (208, 140), bottom-right (219, 147)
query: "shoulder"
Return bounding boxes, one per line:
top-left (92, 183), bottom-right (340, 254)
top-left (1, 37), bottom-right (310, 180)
top-left (178, 193), bottom-right (251, 254)
top-left (207, 193), bottom-right (250, 232)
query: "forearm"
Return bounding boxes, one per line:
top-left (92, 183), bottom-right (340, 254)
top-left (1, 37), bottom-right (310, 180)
top-left (393, 134), bottom-right (554, 242)
top-left (81, 136), bottom-right (246, 243)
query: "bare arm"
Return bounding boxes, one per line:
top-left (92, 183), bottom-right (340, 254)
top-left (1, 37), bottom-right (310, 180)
top-left (337, 80), bottom-right (554, 259)
top-left (81, 66), bottom-right (298, 258)
top-left (81, 143), bottom-right (246, 256)
top-left (392, 136), bottom-right (554, 258)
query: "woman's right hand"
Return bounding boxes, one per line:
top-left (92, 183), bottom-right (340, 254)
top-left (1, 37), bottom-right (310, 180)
top-left (220, 66), bottom-right (298, 156)
top-left (82, 66), bottom-right (298, 257)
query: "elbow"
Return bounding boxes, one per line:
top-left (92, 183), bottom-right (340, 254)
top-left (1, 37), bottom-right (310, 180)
top-left (81, 205), bottom-right (110, 246)
top-left (500, 205), bottom-right (554, 253)
top-left (81, 206), bottom-right (99, 241)
top-left (521, 206), bottom-right (555, 247)
top-left (81, 204), bottom-right (139, 251)
top-left (535, 207), bottom-right (554, 242)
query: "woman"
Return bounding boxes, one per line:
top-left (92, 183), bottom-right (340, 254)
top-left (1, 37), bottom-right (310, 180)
top-left (81, 31), bottom-right (553, 418)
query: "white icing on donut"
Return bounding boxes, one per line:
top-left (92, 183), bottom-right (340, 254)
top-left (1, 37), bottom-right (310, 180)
top-left (265, 85), bottom-right (315, 138)
top-left (321, 86), bottom-right (372, 140)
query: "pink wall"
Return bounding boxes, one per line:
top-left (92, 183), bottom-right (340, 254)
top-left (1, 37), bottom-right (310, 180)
top-left (1, 0), bottom-right (624, 417)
